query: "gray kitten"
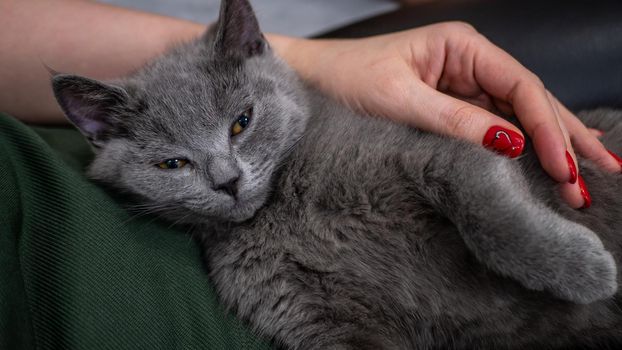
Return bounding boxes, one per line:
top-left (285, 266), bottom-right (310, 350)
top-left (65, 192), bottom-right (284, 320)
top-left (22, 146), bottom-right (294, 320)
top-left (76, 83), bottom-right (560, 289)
top-left (52, 0), bottom-right (622, 348)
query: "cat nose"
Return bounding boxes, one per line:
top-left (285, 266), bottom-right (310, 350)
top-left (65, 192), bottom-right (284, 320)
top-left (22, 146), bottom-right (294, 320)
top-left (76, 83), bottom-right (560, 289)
top-left (213, 176), bottom-right (239, 198)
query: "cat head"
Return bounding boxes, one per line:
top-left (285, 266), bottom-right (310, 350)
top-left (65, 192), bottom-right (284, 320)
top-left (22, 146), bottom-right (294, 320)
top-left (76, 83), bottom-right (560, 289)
top-left (51, 0), bottom-right (309, 223)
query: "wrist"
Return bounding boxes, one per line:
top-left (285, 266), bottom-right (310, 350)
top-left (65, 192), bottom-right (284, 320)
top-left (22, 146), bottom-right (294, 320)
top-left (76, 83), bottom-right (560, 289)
top-left (266, 34), bottom-right (309, 68)
top-left (266, 34), bottom-right (331, 84)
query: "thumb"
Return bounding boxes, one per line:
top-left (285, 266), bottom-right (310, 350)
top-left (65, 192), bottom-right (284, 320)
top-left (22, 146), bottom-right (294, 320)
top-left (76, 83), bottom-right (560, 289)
top-left (408, 83), bottom-right (525, 158)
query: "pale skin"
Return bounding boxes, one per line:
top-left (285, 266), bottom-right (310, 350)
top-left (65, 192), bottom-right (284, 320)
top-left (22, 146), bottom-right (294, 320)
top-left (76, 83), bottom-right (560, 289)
top-left (2, 0), bottom-right (619, 208)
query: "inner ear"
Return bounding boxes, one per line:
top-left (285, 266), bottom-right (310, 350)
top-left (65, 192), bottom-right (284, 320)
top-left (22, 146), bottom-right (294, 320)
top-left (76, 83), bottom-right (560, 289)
top-left (211, 0), bottom-right (267, 58)
top-left (52, 74), bottom-right (129, 144)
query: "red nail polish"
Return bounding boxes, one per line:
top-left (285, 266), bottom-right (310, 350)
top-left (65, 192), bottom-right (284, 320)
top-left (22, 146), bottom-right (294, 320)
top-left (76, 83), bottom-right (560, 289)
top-left (607, 150), bottom-right (622, 170)
top-left (578, 175), bottom-right (592, 209)
top-left (566, 151), bottom-right (577, 184)
top-left (482, 126), bottom-right (525, 158)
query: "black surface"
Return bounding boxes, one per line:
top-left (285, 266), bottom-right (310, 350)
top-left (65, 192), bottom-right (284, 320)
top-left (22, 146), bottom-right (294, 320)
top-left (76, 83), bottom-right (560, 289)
top-left (319, 0), bottom-right (622, 110)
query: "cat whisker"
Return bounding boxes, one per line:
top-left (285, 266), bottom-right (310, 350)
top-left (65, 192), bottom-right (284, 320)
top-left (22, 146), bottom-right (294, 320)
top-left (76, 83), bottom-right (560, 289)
top-left (121, 207), bottom-right (170, 226)
top-left (164, 215), bottom-right (190, 231)
top-left (120, 201), bottom-right (190, 226)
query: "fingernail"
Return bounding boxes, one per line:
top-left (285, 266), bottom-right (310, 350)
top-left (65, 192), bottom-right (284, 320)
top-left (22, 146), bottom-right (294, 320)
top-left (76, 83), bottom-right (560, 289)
top-left (482, 126), bottom-right (525, 158)
top-left (607, 149), bottom-right (622, 170)
top-left (578, 175), bottom-right (592, 209)
top-left (566, 151), bottom-right (577, 184)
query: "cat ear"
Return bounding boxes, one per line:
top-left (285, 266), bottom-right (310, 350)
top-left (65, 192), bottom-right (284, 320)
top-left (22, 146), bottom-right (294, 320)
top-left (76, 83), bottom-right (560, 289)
top-left (211, 0), bottom-right (267, 58)
top-left (52, 74), bottom-right (128, 145)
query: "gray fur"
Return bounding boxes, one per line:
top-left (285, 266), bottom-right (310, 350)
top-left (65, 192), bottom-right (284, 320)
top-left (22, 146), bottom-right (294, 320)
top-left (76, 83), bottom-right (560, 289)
top-left (52, 0), bottom-right (622, 348)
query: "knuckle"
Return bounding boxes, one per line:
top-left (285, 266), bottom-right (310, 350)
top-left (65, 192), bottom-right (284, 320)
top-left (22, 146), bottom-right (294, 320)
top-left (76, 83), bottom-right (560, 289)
top-left (529, 74), bottom-right (545, 89)
top-left (439, 104), bottom-right (480, 136)
top-left (448, 21), bottom-right (478, 34)
top-left (432, 21), bottom-right (478, 36)
top-left (375, 78), bottom-right (400, 102)
top-left (374, 72), bottom-right (408, 103)
top-left (449, 21), bottom-right (477, 33)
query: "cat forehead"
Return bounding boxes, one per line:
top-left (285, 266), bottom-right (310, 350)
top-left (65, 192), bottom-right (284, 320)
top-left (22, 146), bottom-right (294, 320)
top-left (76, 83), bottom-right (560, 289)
top-left (132, 59), bottom-right (276, 115)
top-left (117, 40), bottom-right (281, 137)
top-left (140, 55), bottom-right (247, 95)
top-left (129, 60), bottom-right (251, 114)
top-left (117, 67), bottom-right (255, 141)
top-left (129, 38), bottom-right (277, 100)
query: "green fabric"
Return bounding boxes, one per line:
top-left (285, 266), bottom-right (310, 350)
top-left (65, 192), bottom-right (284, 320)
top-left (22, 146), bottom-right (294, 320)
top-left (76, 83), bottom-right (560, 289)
top-left (0, 113), bottom-right (271, 349)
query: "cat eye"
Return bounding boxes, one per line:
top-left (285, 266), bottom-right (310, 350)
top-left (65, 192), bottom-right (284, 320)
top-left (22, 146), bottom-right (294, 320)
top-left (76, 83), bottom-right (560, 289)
top-left (156, 158), bottom-right (189, 170)
top-left (231, 108), bottom-right (253, 136)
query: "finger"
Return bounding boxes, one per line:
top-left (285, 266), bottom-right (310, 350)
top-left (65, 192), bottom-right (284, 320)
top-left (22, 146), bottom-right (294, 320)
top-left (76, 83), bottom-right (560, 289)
top-left (553, 97), bottom-right (609, 209)
top-left (545, 91), bottom-right (574, 164)
top-left (407, 82), bottom-right (525, 157)
top-left (447, 91), bottom-right (495, 113)
top-left (471, 38), bottom-right (571, 183)
top-left (587, 128), bottom-right (604, 138)
top-left (492, 97), bottom-right (514, 117)
top-left (546, 91), bottom-right (581, 184)
top-left (555, 99), bottom-right (621, 172)
top-left (542, 92), bottom-right (591, 208)
top-left (545, 91), bottom-right (570, 147)
top-left (559, 181), bottom-right (589, 209)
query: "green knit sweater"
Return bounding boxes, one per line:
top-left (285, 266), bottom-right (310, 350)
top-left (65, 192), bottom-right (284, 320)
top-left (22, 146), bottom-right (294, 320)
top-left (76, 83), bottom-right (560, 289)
top-left (0, 113), bottom-right (271, 349)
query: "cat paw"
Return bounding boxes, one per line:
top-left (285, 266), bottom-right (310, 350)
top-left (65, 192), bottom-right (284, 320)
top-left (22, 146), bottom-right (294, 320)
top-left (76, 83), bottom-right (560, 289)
top-left (542, 225), bottom-right (618, 304)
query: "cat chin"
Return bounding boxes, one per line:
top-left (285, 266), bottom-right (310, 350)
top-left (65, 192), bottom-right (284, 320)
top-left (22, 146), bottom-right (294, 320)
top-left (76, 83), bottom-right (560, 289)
top-left (210, 206), bottom-right (256, 224)
top-left (165, 189), bottom-right (267, 225)
top-left (223, 191), bottom-right (268, 223)
top-left (227, 210), bottom-right (256, 223)
top-left (170, 205), bottom-right (256, 225)
top-left (225, 199), bottom-right (263, 223)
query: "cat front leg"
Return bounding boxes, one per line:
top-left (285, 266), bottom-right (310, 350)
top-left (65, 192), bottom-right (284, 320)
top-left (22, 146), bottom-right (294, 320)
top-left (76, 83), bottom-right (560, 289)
top-left (245, 285), bottom-right (405, 350)
top-left (241, 291), bottom-right (403, 350)
top-left (206, 246), bottom-right (404, 350)
top-left (402, 136), bottom-right (618, 304)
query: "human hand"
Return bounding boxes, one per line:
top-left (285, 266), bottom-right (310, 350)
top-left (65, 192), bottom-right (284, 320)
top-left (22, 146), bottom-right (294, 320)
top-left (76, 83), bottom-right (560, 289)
top-left (269, 23), bottom-right (622, 209)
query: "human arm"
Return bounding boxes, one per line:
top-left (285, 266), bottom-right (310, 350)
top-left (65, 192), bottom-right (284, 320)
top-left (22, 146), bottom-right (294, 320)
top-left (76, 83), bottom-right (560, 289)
top-left (1, 0), bottom-right (205, 124)
top-left (2, 1), bottom-right (617, 208)
top-left (271, 23), bottom-right (622, 209)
